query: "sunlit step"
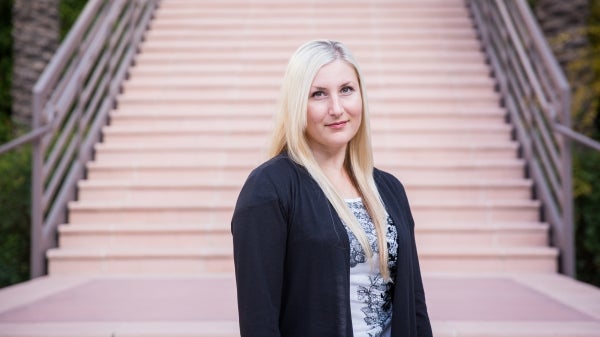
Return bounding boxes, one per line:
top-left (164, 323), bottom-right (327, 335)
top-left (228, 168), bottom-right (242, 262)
top-left (86, 159), bottom-right (526, 182)
top-left (128, 62), bottom-right (492, 77)
top-left (123, 75), bottom-right (495, 91)
top-left (76, 179), bottom-right (533, 202)
top-left (92, 143), bottom-right (518, 163)
top-left (47, 248), bottom-right (235, 275)
top-left (418, 246), bottom-right (558, 273)
top-left (109, 105), bottom-right (506, 126)
top-left (46, 246), bottom-right (556, 275)
top-left (56, 222), bottom-right (548, 250)
top-left (100, 125), bottom-right (512, 145)
top-left (146, 27), bottom-right (478, 41)
top-left (67, 199), bottom-right (540, 225)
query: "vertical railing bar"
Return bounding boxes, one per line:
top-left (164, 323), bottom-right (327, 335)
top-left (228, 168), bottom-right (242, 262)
top-left (559, 85), bottom-right (574, 276)
top-left (31, 90), bottom-right (45, 278)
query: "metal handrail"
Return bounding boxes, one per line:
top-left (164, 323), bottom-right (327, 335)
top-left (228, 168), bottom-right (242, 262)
top-left (468, 0), bottom-right (600, 277)
top-left (0, 0), bottom-right (158, 278)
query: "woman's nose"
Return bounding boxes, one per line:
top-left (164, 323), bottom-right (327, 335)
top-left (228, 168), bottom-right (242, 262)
top-left (328, 96), bottom-right (343, 116)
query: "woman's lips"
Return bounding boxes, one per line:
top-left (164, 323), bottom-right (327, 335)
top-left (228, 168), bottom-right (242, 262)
top-left (326, 121), bottom-right (348, 129)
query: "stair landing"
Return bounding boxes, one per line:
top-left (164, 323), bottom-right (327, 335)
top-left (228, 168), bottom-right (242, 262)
top-left (0, 273), bottom-right (598, 337)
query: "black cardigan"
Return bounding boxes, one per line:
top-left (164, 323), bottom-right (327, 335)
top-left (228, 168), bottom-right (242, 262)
top-left (231, 154), bottom-right (432, 337)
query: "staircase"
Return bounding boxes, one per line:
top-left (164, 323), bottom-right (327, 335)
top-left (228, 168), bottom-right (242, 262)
top-left (46, 0), bottom-right (557, 276)
top-left (5, 1), bottom-right (600, 337)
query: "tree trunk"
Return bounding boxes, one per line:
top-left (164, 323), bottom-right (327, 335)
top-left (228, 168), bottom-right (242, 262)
top-left (11, 0), bottom-right (59, 130)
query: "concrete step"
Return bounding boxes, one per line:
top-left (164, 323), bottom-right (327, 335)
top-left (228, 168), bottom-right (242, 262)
top-left (115, 88), bottom-right (499, 105)
top-left (109, 105), bottom-right (507, 124)
top-left (146, 27), bottom-right (478, 40)
top-left (67, 199), bottom-right (540, 225)
top-left (56, 222), bottom-right (547, 250)
top-left (122, 74), bottom-right (495, 91)
top-left (382, 161), bottom-right (525, 180)
top-left (128, 61), bottom-right (492, 77)
top-left (138, 40), bottom-right (483, 55)
top-left (149, 17), bottom-right (475, 30)
top-left (76, 179), bottom-right (533, 202)
top-left (158, 0), bottom-right (466, 9)
top-left (412, 200), bottom-right (541, 224)
top-left (86, 159), bottom-right (526, 181)
top-left (407, 180), bottom-right (532, 200)
top-left (86, 161), bottom-right (256, 181)
top-left (100, 125), bottom-right (512, 145)
top-left (416, 223), bottom-right (549, 247)
top-left (57, 223), bottom-right (232, 250)
top-left (92, 143), bottom-right (518, 163)
top-left (46, 245), bottom-right (557, 275)
top-left (419, 246), bottom-right (558, 273)
top-left (154, 7), bottom-right (470, 19)
top-left (68, 223), bottom-right (544, 252)
top-left (46, 247), bottom-right (234, 275)
top-left (134, 54), bottom-right (486, 69)
top-left (92, 145), bottom-right (266, 164)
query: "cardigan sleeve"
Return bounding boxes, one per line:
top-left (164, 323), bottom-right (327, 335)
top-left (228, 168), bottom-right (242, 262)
top-left (231, 169), bottom-right (288, 337)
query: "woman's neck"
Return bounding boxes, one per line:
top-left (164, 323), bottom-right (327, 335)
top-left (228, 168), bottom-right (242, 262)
top-left (312, 147), bottom-right (360, 199)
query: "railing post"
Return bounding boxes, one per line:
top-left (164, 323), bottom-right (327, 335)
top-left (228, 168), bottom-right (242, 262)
top-left (560, 86), bottom-right (575, 277)
top-left (30, 89), bottom-right (45, 279)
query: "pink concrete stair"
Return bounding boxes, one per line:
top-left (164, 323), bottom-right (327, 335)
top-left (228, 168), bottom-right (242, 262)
top-left (45, 0), bottom-right (559, 276)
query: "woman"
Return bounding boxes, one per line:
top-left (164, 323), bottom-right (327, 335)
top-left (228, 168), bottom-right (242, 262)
top-left (231, 40), bottom-right (432, 337)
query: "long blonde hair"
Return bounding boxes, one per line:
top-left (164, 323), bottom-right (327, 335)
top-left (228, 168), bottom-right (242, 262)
top-left (270, 40), bottom-right (392, 280)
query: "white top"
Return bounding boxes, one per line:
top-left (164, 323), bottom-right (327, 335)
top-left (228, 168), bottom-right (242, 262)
top-left (344, 198), bottom-right (398, 337)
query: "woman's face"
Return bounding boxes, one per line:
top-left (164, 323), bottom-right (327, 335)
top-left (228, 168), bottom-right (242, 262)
top-left (305, 60), bottom-right (363, 156)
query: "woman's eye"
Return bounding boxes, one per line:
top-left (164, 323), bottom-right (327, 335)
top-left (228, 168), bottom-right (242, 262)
top-left (341, 86), bottom-right (354, 94)
top-left (311, 91), bottom-right (325, 98)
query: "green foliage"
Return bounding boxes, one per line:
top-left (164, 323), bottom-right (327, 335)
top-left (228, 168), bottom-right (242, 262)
top-left (574, 144), bottom-right (600, 286)
top-left (60, 0), bottom-right (89, 40)
top-left (573, 0), bottom-right (600, 286)
top-left (572, 0), bottom-right (600, 286)
top-left (0, 145), bottom-right (31, 287)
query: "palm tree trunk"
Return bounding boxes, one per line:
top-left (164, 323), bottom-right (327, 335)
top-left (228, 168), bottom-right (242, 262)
top-left (11, 0), bottom-right (59, 130)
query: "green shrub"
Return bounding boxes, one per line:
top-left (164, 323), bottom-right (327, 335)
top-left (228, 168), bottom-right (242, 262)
top-left (0, 145), bottom-right (31, 287)
top-left (60, 0), bottom-right (89, 39)
top-left (573, 0), bottom-right (600, 287)
top-left (574, 143), bottom-right (600, 286)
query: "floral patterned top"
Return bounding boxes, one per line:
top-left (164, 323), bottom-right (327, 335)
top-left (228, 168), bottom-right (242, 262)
top-left (344, 198), bottom-right (398, 337)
